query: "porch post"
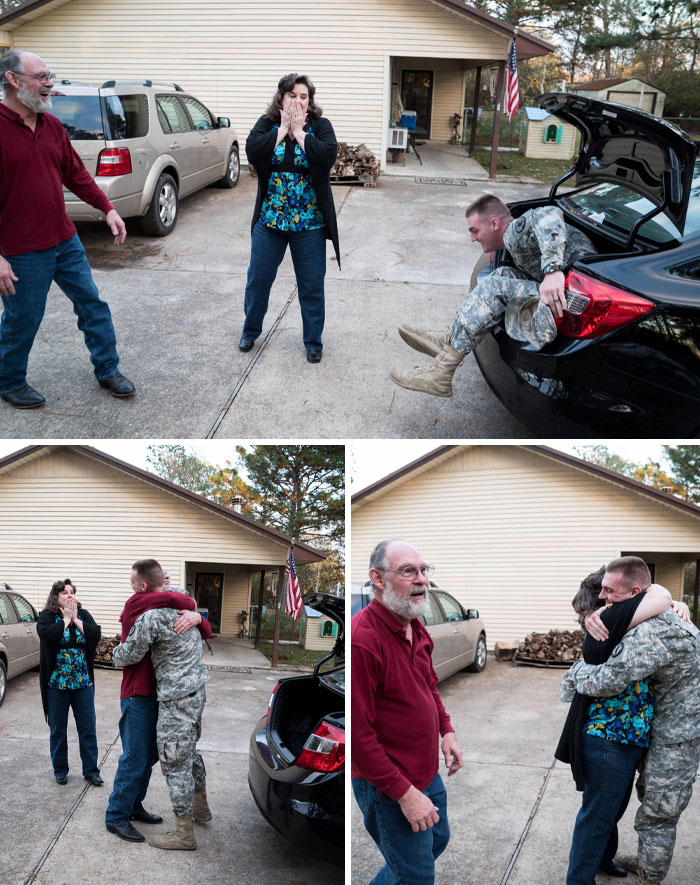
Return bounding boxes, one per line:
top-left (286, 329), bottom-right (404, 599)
top-left (468, 66), bottom-right (482, 158)
top-left (489, 60), bottom-right (506, 180)
top-left (253, 569), bottom-right (265, 649)
top-left (271, 564), bottom-right (286, 669)
top-left (693, 558), bottom-right (700, 626)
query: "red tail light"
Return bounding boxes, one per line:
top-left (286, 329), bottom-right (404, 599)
top-left (296, 721), bottom-right (345, 773)
top-left (266, 683), bottom-right (279, 724)
top-left (96, 147), bottom-right (132, 176)
top-left (556, 270), bottom-right (654, 339)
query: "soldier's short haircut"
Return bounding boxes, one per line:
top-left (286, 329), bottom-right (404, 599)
top-left (369, 539), bottom-right (410, 588)
top-left (465, 194), bottom-right (510, 221)
top-left (132, 557), bottom-right (166, 590)
top-left (606, 555), bottom-right (651, 589)
top-left (571, 565), bottom-right (606, 624)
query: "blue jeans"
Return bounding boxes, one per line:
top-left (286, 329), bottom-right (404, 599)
top-left (353, 774), bottom-right (450, 884)
top-left (47, 684), bottom-right (99, 778)
top-left (0, 233), bottom-right (120, 392)
top-left (567, 734), bottom-right (645, 885)
top-left (243, 221), bottom-right (326, 350)
top-left (105, 695), bottom-right (160, 825)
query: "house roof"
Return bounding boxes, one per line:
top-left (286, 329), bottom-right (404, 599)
top-left (570, 77), bottom-right (662, 93)
top-left (0, 445), bottom-right (327, 563)
top-left (352, 445), bottom-right (700, 523)
top-left (0, 0), bottom-right (555, 57)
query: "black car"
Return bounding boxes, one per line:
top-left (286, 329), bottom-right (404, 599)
top-left (474, 92), bottom-right (700, 436)
top-left (248, 592), bottom-right (344, 867)
top-left (0, 584), bottom-right (41, 708)
top-left (351, 581), bottom-right (487, 682)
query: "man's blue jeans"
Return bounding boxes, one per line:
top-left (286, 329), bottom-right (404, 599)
top-left (105, 695), bottom-right (160, 825)
top-left (352, 774), bottom-right (450, 884)
top-left (243, 221), bottom-right (326, 350)
top-left (0, 233), bottom-right (121, 393)
top-left (47, 684), bottom-right (99, 778)
top-left (567, 734), bottom-right (644, 885)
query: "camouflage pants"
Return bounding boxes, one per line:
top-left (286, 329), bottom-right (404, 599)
top-left (157, 685), bottom-right (207, 818)
top-left (635, 736), bottom-right (700, 880)
top-left (449, 266), bottom-right (557, 353)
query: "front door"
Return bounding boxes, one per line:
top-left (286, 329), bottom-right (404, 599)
top-left (401, 69), bottom-right (433, 138)
top-left (194, 572), bottom-right (223, 634)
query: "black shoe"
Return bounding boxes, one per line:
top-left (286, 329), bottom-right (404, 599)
top-left (98, 372), bottom-right (135, 397)
top-left (129, 808), bottom-right (163, 824)
top-left (239, 335), bottom-right (254, 352)
top-left (1, 384), bottom-right (45, 409)
top-left (85, 774), bottom-right (104, 786)
top-left (599, 861), bottom-right (628, 877)
top-left (306, 349), bottom-right (322, 363)
top-left (55, 775), bottom-right (68, 785)
top-left (106, 822), bottom-right (145, 842)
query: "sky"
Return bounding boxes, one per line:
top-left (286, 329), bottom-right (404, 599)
top-left (0, 439), bottom-right (688, 492)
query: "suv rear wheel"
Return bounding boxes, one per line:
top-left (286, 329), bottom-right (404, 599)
top-left (141, 172), bottom-right (179, 236)
top-left (217, 145), bottom-right (240, 189)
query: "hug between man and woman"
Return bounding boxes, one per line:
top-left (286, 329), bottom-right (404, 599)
top-left (557, 555), bottom-right (700, 885)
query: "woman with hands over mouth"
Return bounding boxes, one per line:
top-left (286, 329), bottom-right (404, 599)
top-left (240, 73), bottom-right (340, 365)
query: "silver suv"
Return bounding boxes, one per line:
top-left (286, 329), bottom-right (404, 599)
top-left (0, 584), bottom-right (40, 708)
top-left (50, 79), bottom-right (240, 236)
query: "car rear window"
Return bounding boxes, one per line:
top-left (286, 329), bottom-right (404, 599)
top-left (50, 93), bottom-right (105, 140)
top-left (102, 94), bottom-right (149, 139)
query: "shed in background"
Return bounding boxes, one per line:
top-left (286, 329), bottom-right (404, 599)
top-left (519, 107), bottom-right (578, 159)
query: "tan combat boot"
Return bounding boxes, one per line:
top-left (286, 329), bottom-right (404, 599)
top-left (615, 855), bottom-right (660, 885)
top-left (147, 815), bottom-right (196, 850)
top-left (388, 345), bottom-right (465, 397)
top-left (398, 324), bottom-right (450, 358)
top-left (193, 789), bottom-right (212, 823)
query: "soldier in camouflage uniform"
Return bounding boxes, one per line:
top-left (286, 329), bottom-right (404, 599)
top-left (389, 193), bottom-right (596, 397)
top-left (561, 561), bottom-right (700, 884)
top-left (113, 585), bottom-right (211, 851)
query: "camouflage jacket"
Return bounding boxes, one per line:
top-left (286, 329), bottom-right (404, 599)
top-left (561, 610), bottom-right (700, 744)
top-left (112, 587), bottom-right (210, 701)
top-left (503, 206), bottom-right (595, 281)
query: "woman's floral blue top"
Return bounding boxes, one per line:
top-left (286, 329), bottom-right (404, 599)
top-left (48, 614), bottom-right (92, 690)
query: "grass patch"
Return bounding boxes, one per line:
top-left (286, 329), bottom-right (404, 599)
top-left (473, 148), bottom-right (575, 182)
top-left (257, 642), bottom-right (330, 667)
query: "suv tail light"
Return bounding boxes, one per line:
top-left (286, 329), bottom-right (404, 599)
top-left (296, 721), bottom-right (345, 773)
top-left (557, 270), bottom-right (654, 339)
top-left (96, 147), bottom-right (132, 176)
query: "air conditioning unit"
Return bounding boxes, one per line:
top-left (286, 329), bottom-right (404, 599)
top-left (388, 127), bottom-right (408, 149)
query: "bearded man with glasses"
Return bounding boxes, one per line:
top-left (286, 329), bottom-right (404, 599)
top-left (0, 49), bottom-right (134, 409)
top-left (352, 538), bottom-right (463, 883)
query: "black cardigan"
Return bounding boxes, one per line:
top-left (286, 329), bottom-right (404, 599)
top-left (555, 592), bottom-right (645, 790)
top-left (246, 114), bottom-right (341, 268)
top-left (37, 607), bottom-right (101, 721)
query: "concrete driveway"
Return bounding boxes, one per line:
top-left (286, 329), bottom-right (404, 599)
top-left (351, 661), bottom-right (699, 884)
top-left (0, 172), bottom-right (566, 439)
top-left (1, 666), bottom-right (343, 885)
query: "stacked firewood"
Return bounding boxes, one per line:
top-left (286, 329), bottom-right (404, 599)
top-left (515, 629), bottom-right (584, 664)
top-left (95, 634), bottom-right (121, 665)
top-left (332, 143), bottom-right (379, 178)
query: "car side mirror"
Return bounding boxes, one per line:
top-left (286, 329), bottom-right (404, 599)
top-left (217, 116), bottom-right (231, 128)
top-left (467, 609), bottom-right (479, 619)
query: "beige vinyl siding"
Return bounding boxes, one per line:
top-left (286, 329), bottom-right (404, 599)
top-left (522, 118), bottom-right (577, 159)
top-left (351, 446), bottom-right (700, 647)
top-left (0, 449), bottom-right (292, 636)
top-left (11, 0), bottom-right (509, 161)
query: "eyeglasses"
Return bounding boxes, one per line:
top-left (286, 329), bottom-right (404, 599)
top-left (15, 71), bottom-right (56, 83)
top-left (380, 565), bottom-right (435, 580)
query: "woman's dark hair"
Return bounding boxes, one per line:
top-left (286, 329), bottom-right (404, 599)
top-left (45, 578), bottom-right (82, 615)
top-left (265, 73), bottom-right (322, 122)
top-left (571, 566), bottom-right (606, 625)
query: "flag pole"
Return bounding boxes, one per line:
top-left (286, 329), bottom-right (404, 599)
top-left (271, 560), bottom-right (286, 669)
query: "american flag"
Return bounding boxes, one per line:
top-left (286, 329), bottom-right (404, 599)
top-left (504, 35), bottom-right (519, 122)
top-left (284, 546), bottom-right (303, 621)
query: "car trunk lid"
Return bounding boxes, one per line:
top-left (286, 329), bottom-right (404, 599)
top-left (50, 87), bottom-right (106, 176)
top-left (538, 92), bottom-right (697, 236)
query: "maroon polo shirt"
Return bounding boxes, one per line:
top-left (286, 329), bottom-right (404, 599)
top-left (0, 102), bottom-right (114, 256)
top-left (119, 590), bottom-right (213, 699)
top-left (351, 598), bottom-right (454, 801)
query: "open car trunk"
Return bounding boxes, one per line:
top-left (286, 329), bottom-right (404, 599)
top-left (269, 673), bottom-right (344, 761)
